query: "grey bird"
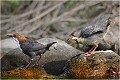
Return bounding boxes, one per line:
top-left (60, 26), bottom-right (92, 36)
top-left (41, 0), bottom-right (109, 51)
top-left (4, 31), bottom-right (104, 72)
top-left (72, 19), bottom-right (111, 56)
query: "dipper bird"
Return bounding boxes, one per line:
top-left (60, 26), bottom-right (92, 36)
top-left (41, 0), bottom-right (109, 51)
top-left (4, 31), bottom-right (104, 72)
top-left (7, 33), bottom-right (57, 69)
top-left (72, 19), bottom-right (111, 56)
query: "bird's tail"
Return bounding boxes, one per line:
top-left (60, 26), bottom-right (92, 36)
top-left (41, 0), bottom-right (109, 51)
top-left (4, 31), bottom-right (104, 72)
top-left (46, 42), bottom-right (57, 50)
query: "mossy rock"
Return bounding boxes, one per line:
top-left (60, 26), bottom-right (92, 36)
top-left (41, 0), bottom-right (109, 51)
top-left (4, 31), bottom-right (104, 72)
top-left (69, 50), bottom-right (120, 79)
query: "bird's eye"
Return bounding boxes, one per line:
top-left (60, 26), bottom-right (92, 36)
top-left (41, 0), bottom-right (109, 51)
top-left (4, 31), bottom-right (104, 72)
top-left (14, 34), bottom-right (16, 37)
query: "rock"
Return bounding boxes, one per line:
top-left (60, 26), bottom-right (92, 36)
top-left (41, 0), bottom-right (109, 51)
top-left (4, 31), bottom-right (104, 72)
top-left (1, 38), bottom-right (83, 75)
top-left (1, 66), bottom-right (69, 79)
top-left (69, 50), bottom-right (120, 79)
top-left (1, 66), bottom-right (48, 79)
top-left (1, 38), bottom-right (19, 53)
top-left (99, 16), bottom-right (119, 54)
top-left (1, 48), bottom-right (29, 72)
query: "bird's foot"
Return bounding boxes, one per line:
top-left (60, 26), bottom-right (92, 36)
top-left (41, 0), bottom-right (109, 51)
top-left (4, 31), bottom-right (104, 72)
top-left (20, 65), bottom-right (28, 70)
top-left (31, 63), bottom-right (39, 68)
top-left (84, 52), bottom-right (95, 56)
top-left (20, 67), bottom-right (27, 70)
top-left (54, 47), bottom-right (57, 50)
top-left (72, 37), bottom-right (78, 40)
top-left (35, 63), bottom-right (39, 67)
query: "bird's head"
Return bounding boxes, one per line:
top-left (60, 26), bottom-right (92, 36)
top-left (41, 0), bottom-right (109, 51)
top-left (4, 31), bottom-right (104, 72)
top-left (72, 36), bottom-right (85, 44)
top-left (46, 42), bottom-right (57, 50)
top-left (7, 33), bottom-right (27, 43)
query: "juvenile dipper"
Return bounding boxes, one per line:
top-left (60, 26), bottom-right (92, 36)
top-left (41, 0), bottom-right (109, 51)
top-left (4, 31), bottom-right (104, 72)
top-left (72, 19), bottom-right (111, 56)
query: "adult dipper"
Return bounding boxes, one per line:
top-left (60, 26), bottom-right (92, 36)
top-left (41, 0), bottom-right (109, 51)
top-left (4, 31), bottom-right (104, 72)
top-left (8, 33), bottom-right (57, 69)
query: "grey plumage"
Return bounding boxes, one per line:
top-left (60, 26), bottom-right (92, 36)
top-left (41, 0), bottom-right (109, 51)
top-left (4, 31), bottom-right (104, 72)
top-left (79, 19), bottom-right (111, 38)
top-left (20, 40), bottom-right (56, 69)
top-left (80, 25), bottom-right (103, 38)
top-left (72, 18), bottom-right (111, 56)
top-left (20, 41), bottom-right (56, 58)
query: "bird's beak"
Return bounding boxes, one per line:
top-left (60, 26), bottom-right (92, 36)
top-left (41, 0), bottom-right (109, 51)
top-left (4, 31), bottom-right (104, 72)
top-left (72, 37), bottom-right (78, 40)
top-left (7, 34), bottom-right (14, 37)
top-left (48, 49), bottom-right (50, 51)
top-left (54, 47), bottom-right (57, 50)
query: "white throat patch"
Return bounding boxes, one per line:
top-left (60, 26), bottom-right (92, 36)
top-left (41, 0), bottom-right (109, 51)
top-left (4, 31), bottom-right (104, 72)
top-left (13, 37), bottom-right (21, 49)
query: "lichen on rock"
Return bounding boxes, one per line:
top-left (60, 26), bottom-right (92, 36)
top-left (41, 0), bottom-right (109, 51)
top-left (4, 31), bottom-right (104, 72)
top-left (69, 50), bottom-right (120, 79)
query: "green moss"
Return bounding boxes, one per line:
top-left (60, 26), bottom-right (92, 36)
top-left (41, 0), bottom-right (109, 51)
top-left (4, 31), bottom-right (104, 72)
top-left (1, 0), bottom-right (22, 14)
top-left (10, 0), bottom-right (21, 5)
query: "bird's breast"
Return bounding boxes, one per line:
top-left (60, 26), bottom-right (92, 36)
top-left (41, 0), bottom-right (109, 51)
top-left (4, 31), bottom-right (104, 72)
top-left (84, 37), bottom-right (102, 46)
top-left (20, 42), bottom-right (32, 52)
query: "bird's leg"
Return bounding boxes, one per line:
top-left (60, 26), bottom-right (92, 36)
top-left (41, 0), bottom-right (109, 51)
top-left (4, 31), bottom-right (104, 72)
top-left (84, 45), bottom-right (98, 56)
top-left (89, 46), bottom-right (96, 52)
top-left (35, 55), bottom-right (41, 66)
top-left (90, 45), bottom-right (98, 54)
top-left (54, 46), bottom-right (57, 50)
top-left (20, 58), bottom-right (33, 70)
top-left (25, 58), bottom-right (34, 68)
top-left (84, 46), bottom-right (95, 55)
top-left (25, 61), bottom-right (31, 68)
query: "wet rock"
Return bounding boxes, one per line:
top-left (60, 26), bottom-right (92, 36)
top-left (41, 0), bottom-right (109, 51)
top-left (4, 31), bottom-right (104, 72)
top-left (69, 50), bottom-right (120, 79)
top-left (1, 38), bottom-right (83, 75)
top-left (1, 66), bottom-right (69, 79)
top-left (1, 66), bottom-right (49, 79)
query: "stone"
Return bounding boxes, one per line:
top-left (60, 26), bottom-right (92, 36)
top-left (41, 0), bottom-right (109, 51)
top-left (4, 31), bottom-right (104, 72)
top-left (1, 48), bottom-right (29, 72)
top-left (69, 50), bottom-right (120, 79)
top-left (1, 38), bottom-right (83, 75)
top-left (1, 38), bottom-right (19, 53)
top-left (1, 66), bottom-right (47, 79)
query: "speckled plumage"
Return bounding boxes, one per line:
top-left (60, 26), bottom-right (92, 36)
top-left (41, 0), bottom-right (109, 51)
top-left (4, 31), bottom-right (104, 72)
top-left (72, 19), bottom-right (111, 56)
top-left (80, 25), bottom-right (103, 38)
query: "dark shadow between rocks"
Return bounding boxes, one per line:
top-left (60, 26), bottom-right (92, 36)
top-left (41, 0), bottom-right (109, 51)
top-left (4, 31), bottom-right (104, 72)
top-left (43, 60), bottom-right (68, 75)
top-left (1, 51), bottom-right (29, 72)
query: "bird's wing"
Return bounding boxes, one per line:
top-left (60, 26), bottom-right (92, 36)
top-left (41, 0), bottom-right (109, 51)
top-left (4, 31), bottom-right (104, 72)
top-left (20, 41), bottom-right (46, 52)
top-left (80, 25), bottom-right (103, 38)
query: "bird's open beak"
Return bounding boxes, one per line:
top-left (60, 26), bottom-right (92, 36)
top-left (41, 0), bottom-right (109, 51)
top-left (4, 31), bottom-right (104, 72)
top-left (7, 34), bottom-right (14, 37)
top-left (72, 37), bottom-right (78, 40)
top-left (48, 49), bottom-right (50, 51)
top-left (54, 47), bottom-right (57, 50)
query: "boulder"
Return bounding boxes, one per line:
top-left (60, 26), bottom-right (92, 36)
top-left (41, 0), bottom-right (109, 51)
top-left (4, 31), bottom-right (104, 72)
top-left (1, 38), bottom-right (83, 75)
top-left (98, 16), bottom-right (119, 54)
top-left (1, 38), bottom-right (19, 53)
top-left (69, 50), bottom-right (120, 79)
top-left (1, 48), bottom-right (29, 72)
